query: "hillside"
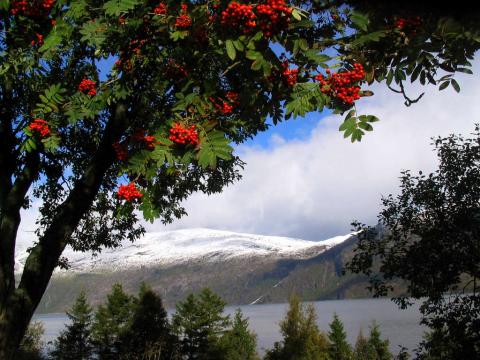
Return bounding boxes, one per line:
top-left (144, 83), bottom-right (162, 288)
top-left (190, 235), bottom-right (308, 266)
top-left (24, 229), bottom-right (387, 313)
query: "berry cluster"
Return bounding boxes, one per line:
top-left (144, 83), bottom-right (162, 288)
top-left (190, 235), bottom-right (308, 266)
top-left (129, 39), bottom-right (147, 55)
top-left (113, 141), bottom-right (128, 161)
top-left (175, 4), bottom-right (192, 29)
top-left (169, 123), bottom-right (199, 146)
top-left (10, 0), bottom-right (55, 16)
top-left (221, 2), bottom-right (257, 34)
top-left (281, 61), bottom-right (298, 87)
top-left (132, 129), bottom-right (156, 150)
top-left (256, 0), bottom-right (292, 38)
top-left (395, 16), bottom-right (422, 30)
top-left (153, 2), bottom-right (167, 15)
top-left (315, 63), bottom-right (365, 105)
top-left (220, 0), bottom-right (293, 36)
top-left (114, 56), bottom-right (133, 72)
top-left (211, 91), bottom-right (239, 115)
top-left (29, 118), bottom-right (50, 137)
top-left (31, 33), bottom-right (44, 46)
top-left (165, 59), bottom-right (188, 79)
top-left (117, 182), bottom-right (143, 202)
top-left (78, 79), bottom-right (97, 96)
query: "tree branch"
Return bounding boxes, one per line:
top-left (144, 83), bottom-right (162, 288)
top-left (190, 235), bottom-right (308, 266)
top-left (388, 81), bottom-right (425, 106)
top-left (0, 150), bottom-right (40, 302)
top-left (16, 102), bottom-right (129, 315)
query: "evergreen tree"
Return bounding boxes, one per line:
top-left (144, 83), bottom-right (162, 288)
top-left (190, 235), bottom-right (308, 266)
top-left (328, 313), bottom-right (352, 360)
top-left (50, 291), bottom-right (93, 360)
top-left (16, 321), bottom-right (45, 360)
top-left (367, 322), bottom-right (392, 360)
top-left (172, 288), bottom-right (230, 359)
top-left (119, 283), bottom-right (178, 359)
top-left (265, 295), bottom-right (330, 360)
top-left (218, 309), bottom-right (259, 360)
top-left (91, 283), bottom-right (134, 359)
top-left (353, 328), bottom-right (372, 360)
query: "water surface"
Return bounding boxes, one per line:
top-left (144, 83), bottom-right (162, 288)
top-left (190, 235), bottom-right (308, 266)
top-left (35, 298), bottom-right (424, 355)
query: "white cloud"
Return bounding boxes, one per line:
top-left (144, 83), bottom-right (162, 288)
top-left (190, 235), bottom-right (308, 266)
top-left (145, 67), bottom-right (480, 240)
top-left (17, 66), bottom-right (480, 247)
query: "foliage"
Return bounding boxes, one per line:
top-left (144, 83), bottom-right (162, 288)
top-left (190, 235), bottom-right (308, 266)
top-left (328, 313), bottom-right (352, 360)
top-left (218, 309), bottom-right (259, 360)
top-left (49, 291), bottom-right (94, 360)
top-left (118, 282), bottom-right (179, 359)
top-left (347, 126), bottom-right (480, 357)
top-left (264, 294), bottom-right (330, 360)
top-left (172, 288), bottom-right (230, 359)
top-left (91, 283), bottom-right (135, 359)
top-left (1, 0), bottom-right (479, 355)
top-left (367, 322), bottom-right (392, 360)
top-left (353, 328), bottom-right (371, 360)
top-left (16, 321), bottom-right (45, 360)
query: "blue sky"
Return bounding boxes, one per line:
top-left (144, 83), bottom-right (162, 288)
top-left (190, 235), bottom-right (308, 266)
top-left (17, 59), bottom-right (480, 247)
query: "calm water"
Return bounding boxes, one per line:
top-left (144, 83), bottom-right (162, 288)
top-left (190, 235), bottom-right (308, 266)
top-left (34, 298), bottom-right (424, 355)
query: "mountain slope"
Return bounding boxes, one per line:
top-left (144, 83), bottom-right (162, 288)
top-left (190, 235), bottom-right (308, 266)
top-left (16, 228), bottom-right (352, 274)
top-left (28, 228), bottom-right (387, 313)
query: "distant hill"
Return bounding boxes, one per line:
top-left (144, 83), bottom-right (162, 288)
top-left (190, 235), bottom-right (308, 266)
top-left (18, 228), bottom-right (395, 313)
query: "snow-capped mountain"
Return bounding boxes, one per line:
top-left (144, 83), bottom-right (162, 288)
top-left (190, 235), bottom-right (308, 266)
top-left (15, 228), bottom-right (352, 273)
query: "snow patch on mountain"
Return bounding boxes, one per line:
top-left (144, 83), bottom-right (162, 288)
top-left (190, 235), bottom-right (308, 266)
top-left (15, 228), bottom-right (353, 274)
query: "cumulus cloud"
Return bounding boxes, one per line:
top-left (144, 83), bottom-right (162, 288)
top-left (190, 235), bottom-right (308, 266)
top-left (145, 68), bottom-right (480, 240)
top-left (16, 66), bottom-right (480, 247)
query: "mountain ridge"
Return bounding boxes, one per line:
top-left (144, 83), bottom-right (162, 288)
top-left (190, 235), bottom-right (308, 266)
top-left (16, 228), bottom-right (353, 274)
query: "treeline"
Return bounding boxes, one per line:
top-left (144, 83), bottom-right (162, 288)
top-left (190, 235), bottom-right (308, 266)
top-left (18, 284), bottom-right (398, 360)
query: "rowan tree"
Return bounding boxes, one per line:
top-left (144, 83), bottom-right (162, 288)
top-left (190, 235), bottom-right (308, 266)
top-left (0, 0), bottom-right (479, 357)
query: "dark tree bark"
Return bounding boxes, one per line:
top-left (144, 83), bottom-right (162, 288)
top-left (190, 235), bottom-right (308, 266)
top-left (0, 103), bottom-right (128, 359)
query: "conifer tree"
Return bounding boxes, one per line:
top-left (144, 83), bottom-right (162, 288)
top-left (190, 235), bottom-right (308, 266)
top-left (91, 283), bottom-right (134, 359)
top-left (172, 288), bottom-right (230, 359)
top-left (367, 322), bottom-right (392, 360)
top-left (119, 283), bottom-right (178, 359)
top-left (16, 321), bottom-right (45, 360)
top-left (265, 294), bottom-right (330, 360)
top-left (50, 291), bottom-right (93, 360)
top-left (218, 309), bottom-right (259, 360)
top-left (353, 328), bottom-right (372, 360)
top-left (328, 313), bottom-right (352, 360)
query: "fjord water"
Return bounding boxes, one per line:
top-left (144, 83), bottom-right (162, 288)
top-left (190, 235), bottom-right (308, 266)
top-left (35, 298), bottom-right (424, 355)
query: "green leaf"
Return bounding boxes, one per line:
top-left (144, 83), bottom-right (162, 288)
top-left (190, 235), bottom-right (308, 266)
top-left (439, 81), bottom-right (450, 90)
top-left (451, 79), bottom-right (460, 92)
top-left (103, 0), bottom-right (141, 16)
top-left (233, 40), bottom-right (244, 51)
top-left (226, 40), bottom-right (236, 61)
top-left (80, 21), bottom-right (107, 47)
top-left (246, 50), bottom-right (261, 60)
top-left (197, 131), bottom-right (233, 169)
top-left (292, 8), bottom-right (302, 21)
top-left (350, 11), bottom-right (369, 32)
top-left (456, 67), bottom-right (473, 74)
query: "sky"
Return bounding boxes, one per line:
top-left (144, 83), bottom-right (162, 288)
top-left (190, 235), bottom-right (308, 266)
top-left (148, 62), bottom-right (480, 241)
top-left (17, 62), bottom-right (480, 248)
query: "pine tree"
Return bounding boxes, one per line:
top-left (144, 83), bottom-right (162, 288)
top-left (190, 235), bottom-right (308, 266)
top-left (367, 322), bottom-right (393, 360)
top-left (16, 321), bottom-right (45, 360)
top-left (91, 283), bottom-right (134, 359)
top-left (172, 288), bottom-right (230, 359)
top-left (119, 283), bottom-right (178, 359)
top-left (265, 294), bottom-right (330, 360)
top-left (328, 313), bottom-right (352, 360)
top-left (218, 309), bottom-right (259, 360)
top-left (353, 328), bottom-right (372, 360)
top-left (50, 291), bottom-right (93, 360)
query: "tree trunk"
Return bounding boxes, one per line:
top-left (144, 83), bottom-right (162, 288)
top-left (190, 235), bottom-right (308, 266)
top-left (0, 102), bottom-right (129, 358)
top-left (0, 293), bottom-right (35, 359)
